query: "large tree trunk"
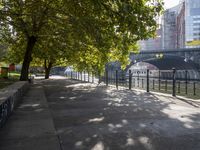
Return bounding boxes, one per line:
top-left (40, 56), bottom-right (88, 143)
top-left (44, 59), bottom-right (53, 79)
top-left (20, 36), bottom-right (37, 81)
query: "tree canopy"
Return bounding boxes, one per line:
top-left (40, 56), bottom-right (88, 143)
top-left (0, 0), bottom-right (163, 80)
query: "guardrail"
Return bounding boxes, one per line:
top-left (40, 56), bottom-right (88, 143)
top-left (0, 81), bottom-right (29, 128)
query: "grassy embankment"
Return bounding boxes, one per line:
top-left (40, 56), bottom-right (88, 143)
top-left (0, 71), bottom-right (20, 89)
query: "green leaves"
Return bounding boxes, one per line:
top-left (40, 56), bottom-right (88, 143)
top-left (0, 0), bottom-right (163, 75)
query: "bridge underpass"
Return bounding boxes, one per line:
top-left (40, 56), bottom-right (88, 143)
top-left (104, 48), bottom-right (200, 99)
top-left (130, 47), bottom-right (200, 70)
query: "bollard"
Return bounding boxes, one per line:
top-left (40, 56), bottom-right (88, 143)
top-left (146, 69), bottom-right (149, 92)
top-left (129, 70), bottom-right (132, 90)
top-left (172, 68), bottom-right (176, 97)
top-left (116, 70), bottom-right (118, 89)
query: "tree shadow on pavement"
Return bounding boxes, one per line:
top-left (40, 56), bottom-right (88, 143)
top-left (43, 79), bottom-right (200, 150)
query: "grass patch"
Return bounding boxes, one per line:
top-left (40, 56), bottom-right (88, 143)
top-left (0, 71), bottom-right (20, 89)
top-left (8, 72), bottom-right (21, 80)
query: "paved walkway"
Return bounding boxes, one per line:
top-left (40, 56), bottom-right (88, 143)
top-left (1, 78), bottom-right (200, 150)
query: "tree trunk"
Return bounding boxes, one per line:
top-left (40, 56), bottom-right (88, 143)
top-left (44, 59), bottom-right (53, 79)
top-left (20, 36), bottom-right (37, 81)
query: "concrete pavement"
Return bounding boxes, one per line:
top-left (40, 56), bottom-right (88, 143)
top-left (1, 78), bottom-right (200, 150)
top-left (0, 81), bottom-right (61, 150)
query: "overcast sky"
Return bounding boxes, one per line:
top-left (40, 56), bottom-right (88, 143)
top-left (163, 0), bottom-right (180, 9)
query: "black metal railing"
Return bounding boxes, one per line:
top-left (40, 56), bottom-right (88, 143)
top-left (66, 69), bottom-right (200, 99)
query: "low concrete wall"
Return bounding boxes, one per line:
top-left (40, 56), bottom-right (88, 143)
top-left (0, 81), bottom-right (30, 127)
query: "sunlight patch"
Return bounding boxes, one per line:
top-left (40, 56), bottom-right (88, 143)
top-left (139, 136), bottom-right (152, 150)
top-left (19, 103), bottom-right (40, 108)
top-left (91, 141), bottom-right (104, 150)
top-left (126, 138), bottom-right (135, 146)
top-left (122, 119), bottom-right (128, 125)
top-left (59, 96), bottom-right (66, 99)
top-left (75, 141), bottom-right (83, 148)
top-left (88, 117), bottom-right (105, 123)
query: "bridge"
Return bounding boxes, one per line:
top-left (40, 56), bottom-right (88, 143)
top-left (130, 48), bottom-right (200, 69)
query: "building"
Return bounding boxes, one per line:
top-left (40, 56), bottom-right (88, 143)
top-left (138, 26), bottom-right (162, 51)
top-left (177, 2), bottom-right (185, 48)
top-left (165, 0), bottom-right (200, 49)
top-left (138, 0), bottom-right (200, 51)
top-left (161, 5), bottom-right (179, 49)
top-left (185, 0), bottom-right (200, 48)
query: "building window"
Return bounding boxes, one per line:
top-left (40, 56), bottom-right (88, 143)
top-left (193, 23), bottom-right (200, 26)
top-left (193, 18), bottom-right (200, 21)
top-left (193, 33), bottom-right (200, 36)
top-left (193, 28), bottom-right (200, 31)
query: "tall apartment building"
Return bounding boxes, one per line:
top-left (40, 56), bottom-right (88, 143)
top-left (161, 5), bottom-right (179, 49)
top-left (139, 0), bottom-right (200, 50)
top-left (162, 0), bottom-right (200, 49)
top-left (185, 0), bottom-right (200, 48)
top-left (177, 2), bottom-right (185, 48)
top-left (138, 25), bottom-right (162, 51)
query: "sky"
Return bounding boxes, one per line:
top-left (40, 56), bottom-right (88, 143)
top-left (163, 0), bottom-right (180, 9)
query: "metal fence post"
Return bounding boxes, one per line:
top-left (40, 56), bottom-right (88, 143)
top-left (185, 70), bottom-right (188, 94)
top-left (172, 68), bottom-right (176, 97)
top-left (88, 72), bottom-right (89, 82)
top-left (193, 82), bottom-right (196, 96)
top-left (129, 70), bottom-right (132, 90)
top-left (142, 78), bottom-right (144, 88)
top-left (92, 73), bottom-right (94, 83)
top-left (165, 80), bottom-right (167, 91)
top-left (153, 79), bottom-right (155, 90)
top-left (178, 81), bottom-right (180, 93)
top-left (137, 71), bottom-right (140, 87)
top-left (84, 71), bottom-right (86, 81)
top-left (147, 69), bottom-right (149, 92)
top-left (158, 70), bottom-right (161, 90)
top-left (105, 70), bottom-right (108, 86)
top-left (98, 72), bottom-right (101, 84)
top-left (116, 70), bottom-right (118, 89)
